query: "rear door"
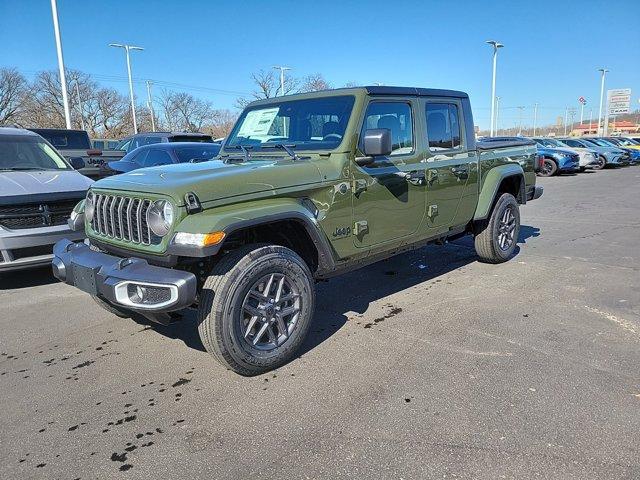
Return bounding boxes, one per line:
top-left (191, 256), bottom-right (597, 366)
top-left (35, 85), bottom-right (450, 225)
top-left (420, 98), bottom-right (477, 231)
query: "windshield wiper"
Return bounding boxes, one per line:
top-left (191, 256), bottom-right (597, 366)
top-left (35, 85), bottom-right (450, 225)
top-left (225, 145), bottom-right (253, 163)
top-left (261, 143), bottom-right (303, 161)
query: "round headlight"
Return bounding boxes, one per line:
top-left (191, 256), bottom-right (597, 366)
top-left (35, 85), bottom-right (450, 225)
top-left (146, 200), bottom-right (174, 237)
top-left (85, 192), bottom-right (95, 221)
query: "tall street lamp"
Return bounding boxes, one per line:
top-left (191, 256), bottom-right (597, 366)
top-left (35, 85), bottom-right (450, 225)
top-left (486, 40), bottom-right (504, 137)
top-left (272, 65), bottom-right (291, 96)
top-left (597, 68), bottom-right (609, 136)
top-left (50, 0), bottom-right (71, 129)
top-left (110, 43), bottom-right (144, 134)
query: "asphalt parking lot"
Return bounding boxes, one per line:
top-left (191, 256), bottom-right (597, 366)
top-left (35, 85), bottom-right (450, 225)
top-left (1, 167), bottom-right (639, 479)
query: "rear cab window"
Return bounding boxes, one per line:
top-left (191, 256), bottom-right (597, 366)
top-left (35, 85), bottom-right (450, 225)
top-left (425, 102), bottom-right (463, 151)
top-left (32, 130), bottom-right (91, 150)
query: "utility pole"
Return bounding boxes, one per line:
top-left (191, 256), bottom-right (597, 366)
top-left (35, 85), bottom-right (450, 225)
top-left (74, 80), bottom-right (85, 131)
top-left (110, 43), bottom-right (144, 134)
top-left (563, 107), bottom-right (569, 136)
top-left (588, 109), bottom-right (593, 135)
top-left (533, 103), bottom-right (539, 136)
top-left (597, 68), bottom-right (609, 136)
top-left (517, 106), bottom-right (525, 136)
top-left (568, 107), bottom-right (577, 135)
top-left (50, 0), bottom-right (71, 129)
top-left (486, 40), bottom-right (504, 137)
top-left (272, 65), bottom-right (291, 96)
top-left (146, 80), bottom-right (156, 132)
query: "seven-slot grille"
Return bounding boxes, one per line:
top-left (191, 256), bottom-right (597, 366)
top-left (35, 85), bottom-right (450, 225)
top-left (91, 194), bottom-right (157, 245)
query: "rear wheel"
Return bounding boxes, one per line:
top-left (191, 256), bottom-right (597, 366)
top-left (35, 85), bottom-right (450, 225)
top-left (537, 158), bottom-right (557, 177)
top-left (474, 193), bottom-right (520, 264)
top-left (197, 244), bottom-right (315, 376)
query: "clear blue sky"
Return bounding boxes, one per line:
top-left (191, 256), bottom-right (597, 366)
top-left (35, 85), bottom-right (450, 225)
top-left (1, 0), bottom-right (639, 129)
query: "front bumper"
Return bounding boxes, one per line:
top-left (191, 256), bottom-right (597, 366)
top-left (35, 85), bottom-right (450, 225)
top-left (52, 239), bottom-right (197, 313)
top-left (557, 156), bottom-right (580, 172)
top-left (0, 224), bottom-right (84, 272)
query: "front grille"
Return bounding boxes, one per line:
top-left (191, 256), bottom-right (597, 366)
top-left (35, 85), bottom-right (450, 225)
top-left (91, 194), bottom-right (157, 245)
top-left (0, 200), bottom-right (77, 230)
top-left (11, 244), bottom-right (53, 260)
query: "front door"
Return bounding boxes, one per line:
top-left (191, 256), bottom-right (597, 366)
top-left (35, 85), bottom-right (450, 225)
top-left (352, 99), bottom-right (426, 248)
top-left (420, 99), bottom-right (476, 232)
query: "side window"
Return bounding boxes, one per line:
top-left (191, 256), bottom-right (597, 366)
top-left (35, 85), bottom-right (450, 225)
top-left (360, 102), bottom-right (414, 155)
top-left (144, 136), bottom-right (162, 146)
top-left (143, 149), bottom-right (173, 167)
top-left (426, 103), bottom-right (463, 151)
top-left (129, 150), bottom-right (148, 166)
top-left (565, 140), bottom-right (579, 147)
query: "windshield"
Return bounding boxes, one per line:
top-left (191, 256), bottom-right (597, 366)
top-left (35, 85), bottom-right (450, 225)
top-left (0, 135), bottom-right (71, 171)
top-left (535, 138), bottom-right (560, 147)
top-left (174, 145), bottom-right (221, 163)
top-left (587, 138), bottom-right (613, 147)
top-left (617, 137), bottom-right (639, 146)
top-left (225, 95), bottom-right (355, 151)
top-left (31, 130), bottom-right (91, 150)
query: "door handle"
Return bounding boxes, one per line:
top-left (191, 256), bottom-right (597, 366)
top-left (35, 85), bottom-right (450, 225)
top-left (450, 165), bottom-right (469, 180)
top-left (402, 170), bottom-right (426, 186)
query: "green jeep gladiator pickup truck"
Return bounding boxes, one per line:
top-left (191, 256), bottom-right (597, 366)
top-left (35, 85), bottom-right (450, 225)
top-left (52, 86), bottom-right (543, 375)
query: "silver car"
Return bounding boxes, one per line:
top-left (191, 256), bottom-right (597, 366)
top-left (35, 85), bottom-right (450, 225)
top-left (0, 127), bottom-right (92, 272)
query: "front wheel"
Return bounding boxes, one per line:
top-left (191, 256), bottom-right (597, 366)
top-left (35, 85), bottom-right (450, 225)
top-left (474, 193), bottom-right (521, 264)
top-left (592, 156), bottom-right (606, 170)
top-left (537, 158), bottom-right (557, 177)
top-left (197, 244), bottom-right (315, 376)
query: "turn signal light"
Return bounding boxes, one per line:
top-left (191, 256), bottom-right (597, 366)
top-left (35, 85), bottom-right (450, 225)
top-left (203, 231), bottom-right (226, 246)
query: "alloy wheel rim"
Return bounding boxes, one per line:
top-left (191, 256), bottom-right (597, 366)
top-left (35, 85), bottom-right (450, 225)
top-left (497, 206), bottom-right (517, 251)
top-left (240, 273), bottom-right (301, 351)
top-left (541, 160), bottom-right (553, 176)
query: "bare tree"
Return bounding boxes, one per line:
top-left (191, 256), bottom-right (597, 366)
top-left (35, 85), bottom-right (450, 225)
top-left (0, 68), bottom-right (29, 125)
top-left (202, 109), bottom-right (238, 139)
top-left (236, 69), bottom-right (301, 108)
top-left (344, 81), bottom-right (358, 88)
top-left (159, 90), bottom-right (217, 132)
top-left (299, 73), bottom-right (331, 93)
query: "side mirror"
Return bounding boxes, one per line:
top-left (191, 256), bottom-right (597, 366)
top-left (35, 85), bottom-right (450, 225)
top-left (363, 128), bottom-right (392, 157)
top-left (69, 157), bottom-right (85, 170)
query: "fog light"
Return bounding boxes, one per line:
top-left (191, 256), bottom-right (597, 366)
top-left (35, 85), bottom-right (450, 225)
top-left (114, 281), bottom-right (179, 309)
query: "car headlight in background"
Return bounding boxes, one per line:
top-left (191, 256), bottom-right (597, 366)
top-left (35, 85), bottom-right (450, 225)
top-left (146, 200), bottom-right (174, 237)
top-left (85, 192), bottom-right (95, 222)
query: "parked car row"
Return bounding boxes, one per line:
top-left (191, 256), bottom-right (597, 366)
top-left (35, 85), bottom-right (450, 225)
top-left (0, 126), bottom-right (220, 271)
top-left (531, 136), bottom-right (639, 177)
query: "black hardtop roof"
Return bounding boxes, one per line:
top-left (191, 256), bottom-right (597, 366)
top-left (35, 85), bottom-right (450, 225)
top-left (29, 128), bottom-right (88, 134)
top-left (363, 86), bottom-right (468, 98)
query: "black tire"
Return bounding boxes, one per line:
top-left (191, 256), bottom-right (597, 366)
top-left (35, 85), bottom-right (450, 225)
top-left (537, 158), bottom-right (557, 177)
top-left (474, 193), bottom-right (520, 264)
top-left (592, 155), bottom-right (606, 170)
top-left (197, 244), bottom-right (315, 376)
top-left (92, 295), bottom-right (132, 318)
top-left (579, 166), bottom-right (586, 173)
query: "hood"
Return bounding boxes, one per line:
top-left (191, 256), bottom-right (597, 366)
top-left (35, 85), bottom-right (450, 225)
top-left (537, 147), bottom-right (576, 156)
top-left (0, 170), bottom-right (93, 197)
top-left (92, 157), bottom-right (324, 205)
top-left (107, 160), bottom-right (139, 173)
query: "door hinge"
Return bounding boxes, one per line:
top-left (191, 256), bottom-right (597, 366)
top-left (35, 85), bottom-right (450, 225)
top-left (353, 179), bottom-right (368, 197)
top-left (427, 204), bottom-right (438, 219)
top-left (353, 220), bottom-right (369, 236)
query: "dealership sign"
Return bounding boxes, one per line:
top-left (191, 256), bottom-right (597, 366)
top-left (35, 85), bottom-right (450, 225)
top-left (607, 88), bottom-right (631, 115)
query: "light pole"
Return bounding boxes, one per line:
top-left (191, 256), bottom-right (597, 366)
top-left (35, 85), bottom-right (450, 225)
top-left (50, 0), bottom-right (71, 129)
top-left (495, 96), bottom-right (500, 135)
top-left (563, 106), bottom-right (569, 136)
top-left (272, 65), bottom-right (291, 96)
top-left (486, 40), bottom-right (504, 137)
top-left (74, 80), bottom-right (85, 131)
top-left (110, 43), bottom-right (144, 134)
top-left (597, 68), bottom-right (609, 136)
top-left (588, 108), bottom-right (593, 135)
top-left (517, 106), bottom-right (525, 136)
top-left (533, 103), bottom-right (539, 136)
top-left (146, 80), bottom-right (156, 132)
